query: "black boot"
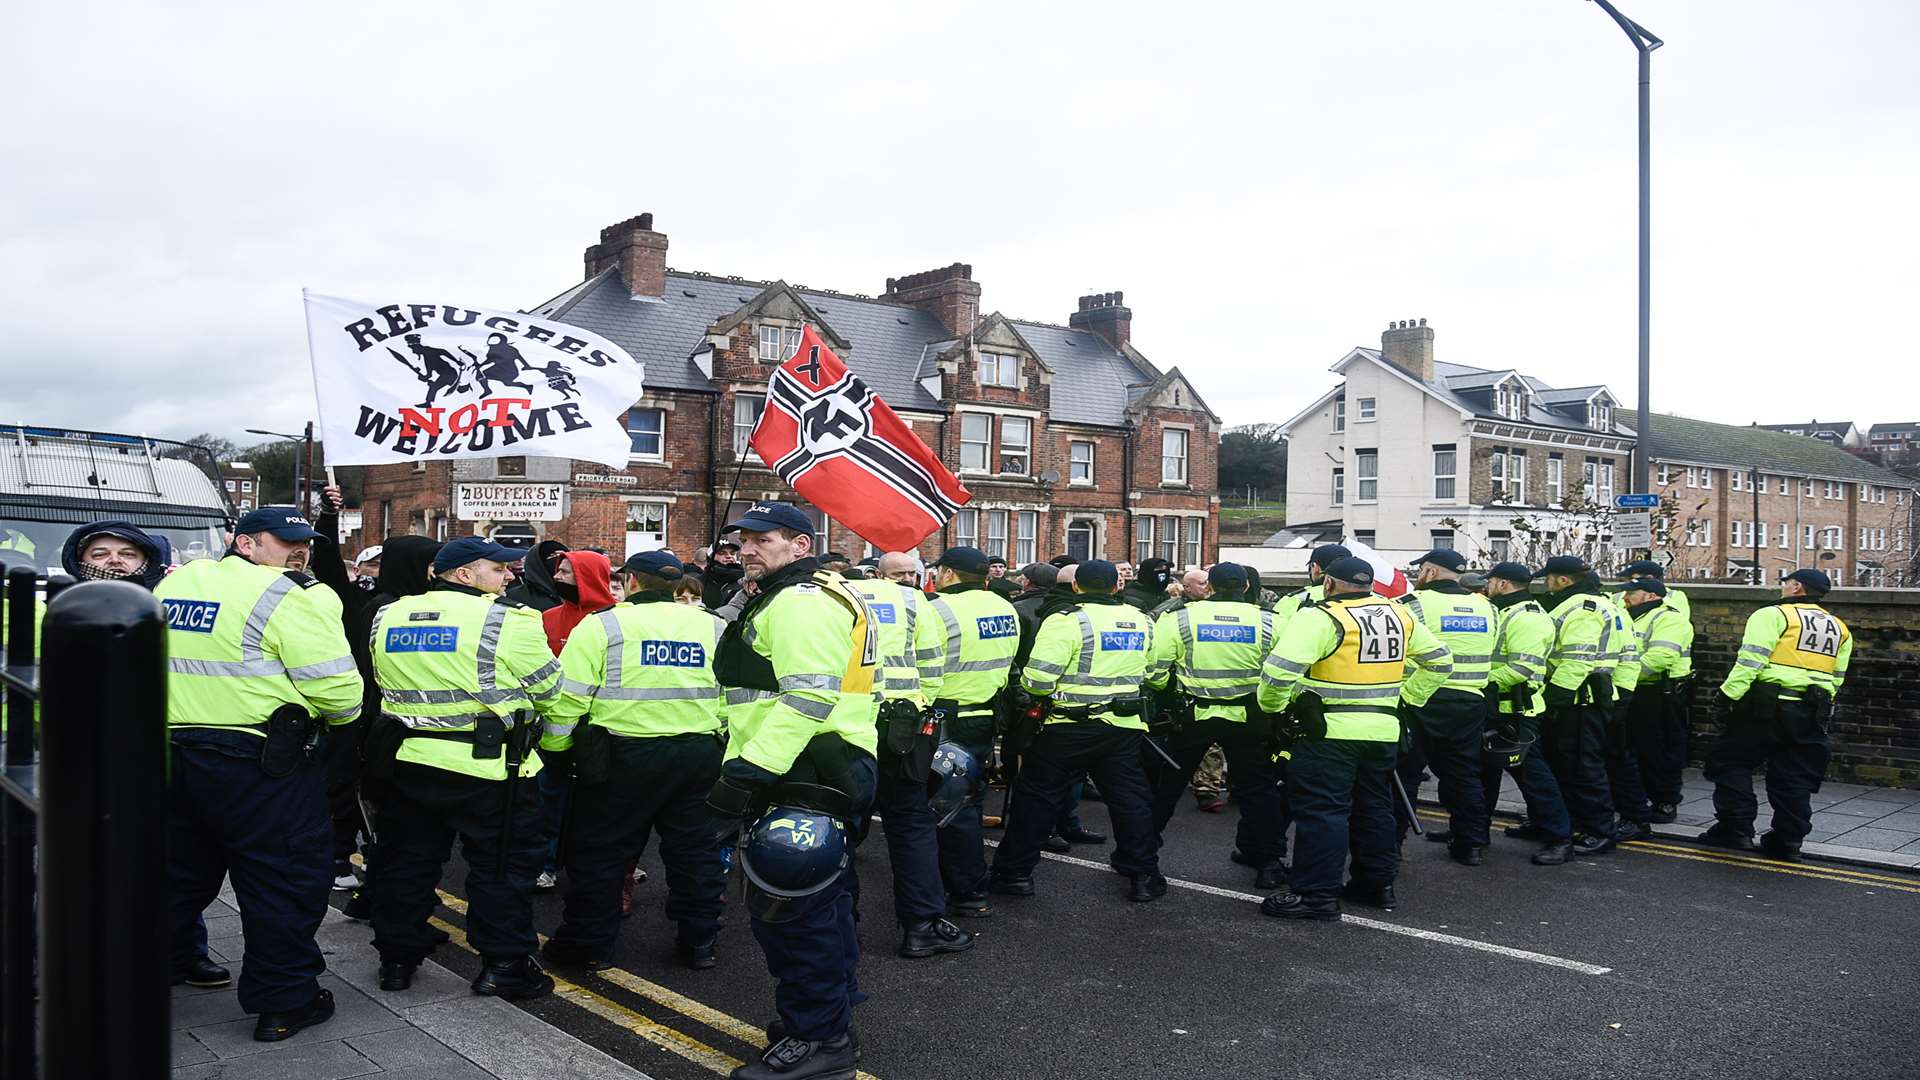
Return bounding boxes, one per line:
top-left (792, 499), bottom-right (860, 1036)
top-left (1128, 873), bottom-right (1168, 903)
top-left (1571, 832), bottom-right (1616, 856)
top-left (899, 917), bottom-right (975, 959)
top-left (1649, 802), bottom-right (1678, 824)
top-left (253, 988), bottom-right (335, 1043)
top-left (172, 957), bottom-right (231, 989)
top-left (731, 1031), bottom-right (860, 1079)
top-left (1040, 834), bottom-right (1071, 854)
top-left (1531, 842), bottom-right (1573, 865)
top-left (1449, 844), bottom-right (1485, 867)
top-left (1698, 823), bottom-right (1758, 851)
top-left (1254, 858), bottom-right (1289, 891)
top-left (989, 872), bottom-right (1034, 897)
top-left (1505, 821), bottom-right (1553, 841)
top-left (1261, 892), bottom-right (1340, 921)
top-left (1423, 829), bottom-right (1455, 844)
top-left (542, 938), bottom-right (611, 972)
top-left (1758, 831), bottom-right (1803, 861)
top-left (1340, 880), bottom-right (1397, 911)
top-left (1061, 827), bottom-right (1107, 844)
top-left (1613, 820), bottom-right (1653, 842)
top-left (471, 955), bottom-right (554, 1000)
top-left (948, 891), bottom-right (992, 919)
top-left (377, 960), bottom-right (418, 991)
top-left (677, 931), bottom-right (719, 970)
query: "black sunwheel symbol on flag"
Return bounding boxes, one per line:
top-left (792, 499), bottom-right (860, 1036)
top-left (765, 367), bottom-right (961, 524)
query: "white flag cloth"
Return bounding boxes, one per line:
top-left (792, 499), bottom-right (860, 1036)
top-left (1341, 535), bottom-right (1412, 598)
top-left (303, 291), bottom-right (646, 468)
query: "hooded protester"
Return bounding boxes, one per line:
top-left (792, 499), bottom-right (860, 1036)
top-left (505, 539), bottom-right (569, 611)
top-left (701, 540), bottom-right (745, 609)
top-left (542, 549), bottom-right (616, 654)
top-left (61, 519), bottom-right (171, 587)
top-left (1122, 557), bottom-right (1174, 612)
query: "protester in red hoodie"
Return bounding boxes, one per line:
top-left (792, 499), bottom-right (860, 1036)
top-left (542, 550), bottom-right (615, 654)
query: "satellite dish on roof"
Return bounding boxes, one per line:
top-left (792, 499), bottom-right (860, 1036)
top-left (1039, 469), bottom-right (1061, 486)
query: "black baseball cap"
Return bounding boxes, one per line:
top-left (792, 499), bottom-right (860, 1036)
top-left (1410, 549), bottom-right (1468, 572)
top-left (1207, 563), bottom-right (1248, 593)
top-left (723, 501), bottom-right (816, 538)
top-left (1622, 578), bottom-right (1667, 597)
top-left (1486, 561), bottom-right (1534, 584)
top-left (234, 506), bottom-right (323, 542)
top-left (1075, 559), bottom-right (1119, 592)
top-left (935, 546), bottom-right (991, 575)
top-left (1784, 568), bottom-right (1831, 594)
top-left (1310, 544), bottom-right (1351, 569)
top-left (622, 550), bottom-right (685, 580)
top-left (432, 536), bottom-right (527, 575)
top-left (1323, 556), bottom-right (1374, 587)
top-left (1621, 559), bottom-right (1665, 579)
top-left (1541, 555), bottom-right (1590, 576)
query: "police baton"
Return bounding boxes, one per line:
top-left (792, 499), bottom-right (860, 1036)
top-left (1390, 769), bottom-right (1424, 837)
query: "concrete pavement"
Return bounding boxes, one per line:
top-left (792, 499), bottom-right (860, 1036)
top-left (171, 888), bottom-right (651, 1079)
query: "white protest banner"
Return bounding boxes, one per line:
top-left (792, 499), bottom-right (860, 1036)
top-left (303, 292), bottom-right (646, 468)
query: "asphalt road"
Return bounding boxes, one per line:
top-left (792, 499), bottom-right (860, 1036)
top-left (411, 797), bottom-right (1920, 1080)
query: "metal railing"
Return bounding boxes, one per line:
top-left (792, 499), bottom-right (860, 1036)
top-left (2, 567), bottom-right (170, 1078)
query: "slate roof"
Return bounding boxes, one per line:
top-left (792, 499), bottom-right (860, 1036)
top-left (1619, 409), bottom-right (1916, 486)
top-left (529, 270), bottom-right (1159, 426)
top-left (1869, 421), bottom-right (1920, 435)
top-left (1365, 355), bottom-right (1630, 437)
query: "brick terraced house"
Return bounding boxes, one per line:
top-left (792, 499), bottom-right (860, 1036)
top-left (358, 213), bottom-right (1220, 566)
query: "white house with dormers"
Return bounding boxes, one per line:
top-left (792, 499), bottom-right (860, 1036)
top-left (1278, 320), bottom-right (1636, 566)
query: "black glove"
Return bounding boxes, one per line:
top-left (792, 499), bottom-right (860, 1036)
top-left (1711, 691), bottom-right (1739, 728)
top-left (704, 758), bottom-right (778, 844)
top-left (1543, 683), bottom-right (1577, 709)
top-left (541, 747), bottom-right (575, 781)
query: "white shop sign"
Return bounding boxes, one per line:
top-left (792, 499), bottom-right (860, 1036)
top-left (454, 482), bottom-right (565, 521)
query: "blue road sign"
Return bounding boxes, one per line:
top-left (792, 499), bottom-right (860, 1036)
top-left (1614, 493), bottom-right (1660, 509)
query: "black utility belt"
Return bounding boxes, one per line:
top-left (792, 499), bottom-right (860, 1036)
top-left (172, 703), bottom-right (317, 779)
top-left (385, 712), bottom-right (529, 761)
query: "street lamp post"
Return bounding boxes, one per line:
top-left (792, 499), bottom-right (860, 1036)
top-left (1586, 0), bottom-right (1663, 533)
top-left (245, 424), bottom-right (315, 511)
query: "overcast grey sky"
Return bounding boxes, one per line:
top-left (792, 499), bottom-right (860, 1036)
top-left (4, 1), bottom-right (1916, 445)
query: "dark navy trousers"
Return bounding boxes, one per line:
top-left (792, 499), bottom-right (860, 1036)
top-left (168, 738), bottom-right (332, 1014)
top-left (1287, 737), bottom-right (1398, 898)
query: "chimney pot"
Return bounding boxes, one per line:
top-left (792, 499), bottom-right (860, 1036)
top-left (880, 262), bottom-right (982, 336)
top-left (585, 212), bottom-right (668, 297)
top-left (1380, 318), bottom-right (1435, 382)
top-left (1068, 288), bottom-right (1132, 350)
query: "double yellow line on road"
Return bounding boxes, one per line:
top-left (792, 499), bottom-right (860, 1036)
top-left (432, 889), bottom-right (883, 1080)
top-left (1417, 810), bottom-right (1920, 894)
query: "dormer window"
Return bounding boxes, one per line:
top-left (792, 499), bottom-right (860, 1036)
top-left (1493, 379), bottom-right (1528, 421)
top-left (1588, 396), bottom-right (1613, 431)
top-left (979, 351), bottom-right (1020, 388)
top-left (758, 324), bottom-right (802, 363)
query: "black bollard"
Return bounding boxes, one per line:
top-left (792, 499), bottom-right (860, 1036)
top-left (38, 579), bottom-right (170, 1080)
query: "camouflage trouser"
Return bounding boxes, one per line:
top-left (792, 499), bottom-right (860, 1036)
top-left (1192, 744), bottom-right (1227, 799)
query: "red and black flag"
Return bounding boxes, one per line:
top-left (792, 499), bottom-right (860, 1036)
top-left (749, 325), bottom-right (970, 551)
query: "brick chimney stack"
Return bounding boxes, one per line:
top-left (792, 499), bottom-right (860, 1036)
top-left (584, 213), bottom-right (669, 298)
top-left (881, 263), bottom-right (981, 337)
top-left (1381, 318), bottom-right (1434, 382)
top-left (1069, 291), bottom-right (1132, 350)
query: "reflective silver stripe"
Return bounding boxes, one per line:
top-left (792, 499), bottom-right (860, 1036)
top-left (1186, 667), bottom-right (1261, 680)
top-left (900, 590), bottom-right (919, 649)
top-left (1506, 662), bottom-right (1542, 680)
top-left (709, 612), bottom-right (730, 641)
top-left (881, 677), bottom-right (921, 692)
top-left (779, 673), bottom-right (843, 692)
top-left (542, 720), bottom-right (578, 737)
top-left (241, 574), bottom-right (299, 661)
top-left (1054, 689), bottom-right (1130, 705)
top-left (1559, 645), bottom-right (1599, 655)
top-left (1263, 656), bottom-right (1308, 674)
top-left (285, 655), bottom-right (357, 680)
top-left (1502, 652), bottom-right (1547, 667)
top-left (561, 677), bottom-right (600, 697)
top-left (1176, 609), bottom-right (1195, 657)
top-left (928, 598), bottom-right (963, 671)
top-left (599, 610), bottom-right (626, 689)
top-left (1448, 653), bottom-right (1492, 665)
top-left (1188, 684), bottom-right (1257, 699)
top-left (1447, 672), bottom-right (1488, 684)
top-left (1073, 611), bottom-right (1097, 676)
top-left (950, 657), bottom-right (1012, 673)
top-left (726, 688), bottom-right (775, 706)
top-left (1259, 610), bottom-right (1276, 650)
top-left (1402, 595), bottom-right (1425, 622)
top-left (598, 685), bottom-right (724, 701)
top-left (1025, 658), bottom-right (1066, 676)
top-left (170, 657), bottom-right (287, 677)
top-left (778, 693), bottom-right (835, 720)
top-left (1304, 684), bottom-right (1403, 699)
top-left (476, 602), bottom-right (510, 693)
top-left (1736, 657), bottom-right (1766, 670)
top-left (392, 712), bottom-right (492, 730)
top-left (914, 648), bottom-right (945, 663)
top-left (1415, 649), bottom-right (1450, 663)
top-left (320, 705), bottom-right (361, 722)
top-left (524, 658), bottom-right (562, 686)
top-left (369, 598), bottom-right (394, 656)
top-left (527, 680), bottom-right (562, 701)
top-left (1061, 673), bottom-right (1143, 687)
top-left (380, 687), bottom-right (527, 706)
top-left (1739, 644), bottom-right (1772, 657)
